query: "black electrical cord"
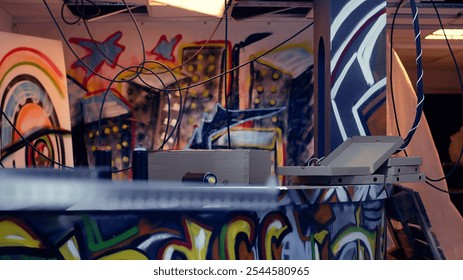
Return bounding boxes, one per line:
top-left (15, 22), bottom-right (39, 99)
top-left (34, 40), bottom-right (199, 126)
top-left (398, 0), bottom-right (425, 152)
top-left (61, 0), bottom-right (80, 25)
top-left (62, 0), bottom-right (100, 25)
top-left (224, 0), bottom-right (232, 149)
top-left (426, 0), bottom-right (463, 182)
top-left (426, 180), bottom-right (463, 194)
top-left (112, 166), bottom-right (132, 173)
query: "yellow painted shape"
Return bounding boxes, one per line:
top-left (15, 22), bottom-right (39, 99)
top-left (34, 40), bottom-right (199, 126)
top-left (59, 236), bottom-right (81, 260)
top-left (164, 219), bottom-right (212, 260)
top-left (226, 219), bottom-right (252, 260)
top-left (265, 220), bottom-right (288, 260)
top-left (314, 230), bottom-right (329, 244)
top-left (0, 220), bottom-right (41, 248)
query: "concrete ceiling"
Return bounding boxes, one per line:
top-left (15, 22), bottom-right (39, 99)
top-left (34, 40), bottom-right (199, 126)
top-left (0, 0), bottom-right (462, 93)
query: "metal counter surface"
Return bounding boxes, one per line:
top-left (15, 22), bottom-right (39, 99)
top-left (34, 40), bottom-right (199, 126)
top-left (0, 170), bottom-right (391, 260)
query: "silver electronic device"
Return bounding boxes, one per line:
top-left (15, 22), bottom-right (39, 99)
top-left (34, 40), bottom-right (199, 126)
top-left (278, 136), bottom-right (424, 186)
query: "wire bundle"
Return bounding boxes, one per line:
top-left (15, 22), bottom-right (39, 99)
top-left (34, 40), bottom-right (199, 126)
top-left (399, 0), bottom-right (425, 151)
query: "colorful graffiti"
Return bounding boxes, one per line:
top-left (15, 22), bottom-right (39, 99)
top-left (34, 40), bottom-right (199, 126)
top-left (65, 24), bottom-right (314, 174)
top-left (151, 34), bottom-right (183, 62)
top-left (69, 31), bottom-right (126, 87)
top-left (328, 0), bottom-right (387, 149)
top-left (0, 32), bottom-right (73, 168)
top-left (0, 191), bottom-right (387, 260)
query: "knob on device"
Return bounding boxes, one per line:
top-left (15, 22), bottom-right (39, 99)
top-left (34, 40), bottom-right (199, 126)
top-left (182, 172), bottom-right (217, 185)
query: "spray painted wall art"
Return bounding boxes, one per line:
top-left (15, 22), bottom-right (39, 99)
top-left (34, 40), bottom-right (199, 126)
top-left (0, 31), bottom-right (73, 168)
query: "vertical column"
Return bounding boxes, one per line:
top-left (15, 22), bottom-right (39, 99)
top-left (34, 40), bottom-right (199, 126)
top-left (314, 0), bottom-right (387, 156)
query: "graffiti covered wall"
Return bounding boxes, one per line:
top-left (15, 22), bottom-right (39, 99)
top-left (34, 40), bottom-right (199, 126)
top-left (16, 16), bottom-right (314, 176)
top-left (0, 184), bottom-right (389, 260)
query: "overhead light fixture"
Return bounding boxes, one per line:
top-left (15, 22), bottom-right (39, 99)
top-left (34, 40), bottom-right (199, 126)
top-left (149, 2), bottom-right (167, 6)
top-left (148, 0), bottom-right (225, 17)
top-left (425, 29), bottom-right (463, 40)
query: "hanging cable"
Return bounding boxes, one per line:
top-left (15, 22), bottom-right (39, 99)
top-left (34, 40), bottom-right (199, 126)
top-left (224, 0), bottom-right (232, 149)
top-left (397, 0), bottom-right (425, 152)
top-left (112, 166), bottom-right (132, 173)
top-left (426, 180), bottom-right (463, 194)
top-left (61, 0), bottom-right (100, 25)
top-left (390, 0), bottom-right (409, 158)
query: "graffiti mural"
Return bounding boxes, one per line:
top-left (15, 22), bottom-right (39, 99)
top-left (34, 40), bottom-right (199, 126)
top-left (328, 0), bottom-right (387, 149)
top-left (176, 41), bottom-right (227, 149)
top-left (0, 31), bottom-right (73, 168)
top-left (69, 31), bottom-right (126, 88)
top-left (64, 20), bottom-right (314, 175)
top-left (247, 45), bottom-right (314, 166)
top-left (0, 184), bottom-right (389, 260)
top-left (151, 34), bottom-right (183, 63)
